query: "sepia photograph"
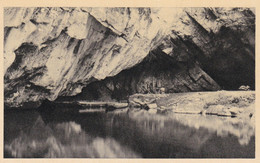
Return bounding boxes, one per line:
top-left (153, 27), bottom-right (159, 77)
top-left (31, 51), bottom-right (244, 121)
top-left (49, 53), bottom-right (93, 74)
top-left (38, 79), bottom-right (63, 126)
top-left (3, 6), bottom-right (256, 158)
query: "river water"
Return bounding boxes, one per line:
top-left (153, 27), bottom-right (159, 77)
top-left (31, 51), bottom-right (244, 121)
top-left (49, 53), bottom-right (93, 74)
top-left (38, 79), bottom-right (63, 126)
top-left (4, 108), bottom-right (255, 158)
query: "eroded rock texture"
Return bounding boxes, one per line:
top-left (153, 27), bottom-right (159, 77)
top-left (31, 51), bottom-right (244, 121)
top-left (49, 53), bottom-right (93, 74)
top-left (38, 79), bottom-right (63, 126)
top-left (4, 7), bottom-right (255, 108)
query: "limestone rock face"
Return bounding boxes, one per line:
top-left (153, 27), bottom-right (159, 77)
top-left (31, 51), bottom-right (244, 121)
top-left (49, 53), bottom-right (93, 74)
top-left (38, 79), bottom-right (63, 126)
top-left (4, 7), bottom-right (255, 108)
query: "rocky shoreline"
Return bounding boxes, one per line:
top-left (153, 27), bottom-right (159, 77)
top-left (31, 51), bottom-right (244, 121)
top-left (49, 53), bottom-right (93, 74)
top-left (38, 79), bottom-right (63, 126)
top-left (128, 91), bottom-right (255, 119)
top-left (6, 90), bottom-right (254, 121)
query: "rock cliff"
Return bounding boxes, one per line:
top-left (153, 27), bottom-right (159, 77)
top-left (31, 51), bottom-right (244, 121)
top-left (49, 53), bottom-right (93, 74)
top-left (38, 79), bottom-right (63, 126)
top-left (4, 7), bottom-right (255, 108)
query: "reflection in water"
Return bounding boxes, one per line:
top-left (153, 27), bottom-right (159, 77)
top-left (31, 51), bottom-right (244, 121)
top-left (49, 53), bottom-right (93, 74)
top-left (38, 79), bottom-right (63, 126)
top-left (128, 110), bottom-right (254, 146)
top-left (4, 115), bottom-right (139, 158)
top-left (4, 108), bottom-right (255, 158)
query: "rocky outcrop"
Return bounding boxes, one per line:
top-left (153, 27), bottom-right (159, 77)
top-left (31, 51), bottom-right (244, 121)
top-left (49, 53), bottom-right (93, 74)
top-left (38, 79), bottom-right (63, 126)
top-left (4, 7), bottom-right (169, 107)
top-left (4, 7), bottom-right (255, 108)
top-left (129, 91), bottom-right (255, 118)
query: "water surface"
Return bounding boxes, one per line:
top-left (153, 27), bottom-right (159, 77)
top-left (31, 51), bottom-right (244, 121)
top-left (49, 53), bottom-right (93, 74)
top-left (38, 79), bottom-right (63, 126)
top-left (4, 108), bottom-right (255, 158)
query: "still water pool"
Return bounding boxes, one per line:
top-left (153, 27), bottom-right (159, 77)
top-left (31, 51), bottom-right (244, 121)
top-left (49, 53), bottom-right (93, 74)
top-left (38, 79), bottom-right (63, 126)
top-left (4, 108), bottom-right (255, 158)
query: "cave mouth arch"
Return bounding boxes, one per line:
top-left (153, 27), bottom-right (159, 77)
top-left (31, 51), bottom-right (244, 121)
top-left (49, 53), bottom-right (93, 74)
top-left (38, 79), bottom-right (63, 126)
top-left (57, 24), bottom-right (255, 103)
